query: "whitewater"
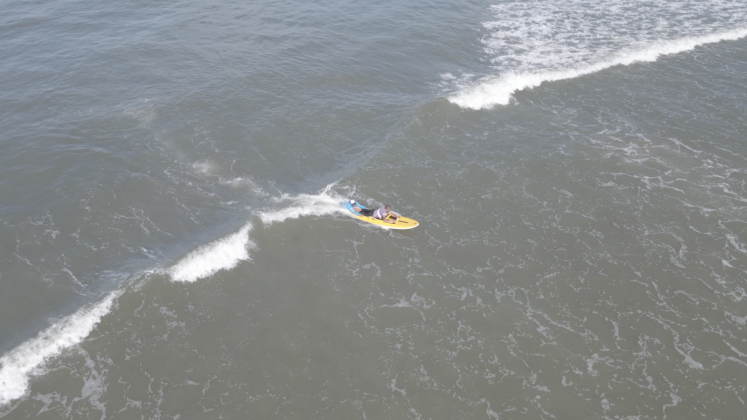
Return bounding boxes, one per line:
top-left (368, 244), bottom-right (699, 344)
top-left (0, 187), bottom-right (356, 405)
top-left (449, 0), bottom-right (747, 109)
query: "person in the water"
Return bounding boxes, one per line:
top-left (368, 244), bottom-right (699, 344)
top-left (348, 200), bottom-right (399, 224)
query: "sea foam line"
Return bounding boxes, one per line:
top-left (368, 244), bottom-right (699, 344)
top-left (449, 27), bottom-right (747, 110)
top-left (258, 186), bottom-right (348, 225)
top-left (0, 188), bottom-right (348, 404)
top-left (169, 223), bottom-right (254, 283)
top-left (169, 186), bottom-right (351, 283)
top-left (0, 289), bottom-right (123, 406)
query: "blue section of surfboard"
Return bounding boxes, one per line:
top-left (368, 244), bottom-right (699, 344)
top-left (340, 201), bottom-right (419, 230)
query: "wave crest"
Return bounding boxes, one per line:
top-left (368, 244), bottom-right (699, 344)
top-left (450, 28), bottom-right (747, 110)
top-left (0, 290), bottom-right (122, 406)
top-left (449, 0), bottom-right (747, 110)
top-left (169, 223), bottom-right (254, 282)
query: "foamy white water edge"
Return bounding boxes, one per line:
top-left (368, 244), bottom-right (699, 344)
top-left (169, 223), bottom-right (254, 283)
top-left (168, 188), bottom-right (360, 284)
top-left (258, 187), bottom-right (349, 225)
top-left (450, 28), bottom-right (747, 109)
top-left (0, 290), bottom-right (123, 406)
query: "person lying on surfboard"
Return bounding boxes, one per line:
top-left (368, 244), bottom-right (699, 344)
top-left (348, 200), bottom-right (400, 224)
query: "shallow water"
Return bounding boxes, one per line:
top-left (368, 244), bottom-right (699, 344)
top-left (2, 0), bottom-right (747, 418)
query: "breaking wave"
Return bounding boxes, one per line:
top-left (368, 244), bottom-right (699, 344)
top-left (169, 223), bottom-right (254, 283)
top-left (448, 0), bottom-right (747, 109)
top-left (258, 190), bottom-right (349, 225)
top-left (0, 289), bottom-right (123, 406)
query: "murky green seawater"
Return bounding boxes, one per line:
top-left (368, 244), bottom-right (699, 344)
top-left (2, 0), bottom-right (747, 418)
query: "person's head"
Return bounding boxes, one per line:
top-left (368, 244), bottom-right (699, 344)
top-left (384, 205), bottom-right (391, 211)
top-left (349, 200), bottom-right (356, 205)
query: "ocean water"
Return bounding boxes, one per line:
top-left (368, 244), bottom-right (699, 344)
top-left (1, 0), bottom-right (747, 418)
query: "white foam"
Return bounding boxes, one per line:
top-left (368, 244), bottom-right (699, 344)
top-left (193, 161), bottom-right (215, 175)
top-left (169, 223), bottom-right (254, 282)
top-left (0, 289), bottom-right (122, 406)
top-left (258, 186), bottom-right (348, 225)
top-left (449, 0), bottom-right (747, 109)
top-left (451, 28), bottom-right (747, 110)
top-left (169, 185), bottom-right (351, 283)
top-left (220, 177), bottom-right (264, 194)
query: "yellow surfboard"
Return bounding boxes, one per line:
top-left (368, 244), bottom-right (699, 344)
top-left (352, 213), bottom-right (419, 230)
top-left (341, 202), bottom-right (419, 230)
